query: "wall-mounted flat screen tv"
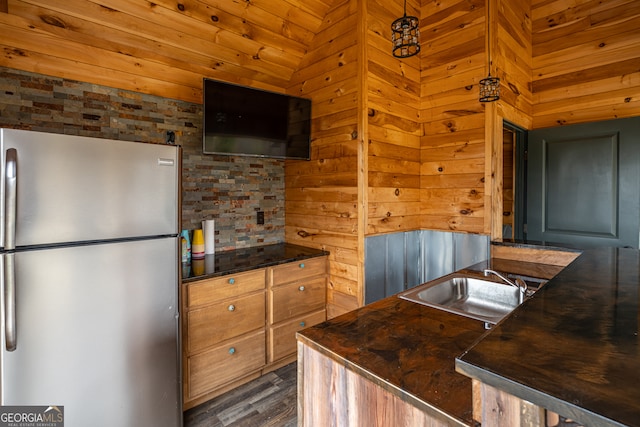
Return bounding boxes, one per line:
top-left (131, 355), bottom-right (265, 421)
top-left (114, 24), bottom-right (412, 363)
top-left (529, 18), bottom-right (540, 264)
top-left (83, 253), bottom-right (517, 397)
top-left (203, 78), bottom-right (311, 160)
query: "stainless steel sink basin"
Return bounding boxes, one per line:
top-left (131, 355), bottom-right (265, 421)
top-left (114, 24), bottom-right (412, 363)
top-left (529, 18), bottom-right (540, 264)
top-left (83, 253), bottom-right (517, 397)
top-left (399, 273), bottom-right (524, 325)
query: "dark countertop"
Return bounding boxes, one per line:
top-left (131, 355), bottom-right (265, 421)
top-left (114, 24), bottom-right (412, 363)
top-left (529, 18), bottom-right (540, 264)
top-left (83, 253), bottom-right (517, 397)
top-left (181, 243), bottom-right (328, 283)
top-left (297, 257), bottom-right (564, 425)
top-left (456, 247), bottom-right (640, 427)
top-left (491, 238), bottom-right (584, 253)
top-left (297, 296), bottom-right (487, 426)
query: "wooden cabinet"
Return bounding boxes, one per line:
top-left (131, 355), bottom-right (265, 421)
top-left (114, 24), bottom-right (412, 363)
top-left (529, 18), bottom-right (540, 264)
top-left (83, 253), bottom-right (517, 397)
top-left (188, 330), bottom-right (266, 399)
top-left (268, 257), bottom-right (327, 364)
top-left (182, 269), bottom-right (267, 409)
top-left (270, 310), bottom-right (326, 362)
top-left (182, 255), bottom-right (327, 409)
top-left (187, 292), bottom-right (265, 353)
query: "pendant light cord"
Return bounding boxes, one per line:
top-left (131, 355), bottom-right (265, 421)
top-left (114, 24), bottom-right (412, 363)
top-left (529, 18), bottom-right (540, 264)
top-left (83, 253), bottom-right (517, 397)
top-left (487, 0), bottom-right (491, 76)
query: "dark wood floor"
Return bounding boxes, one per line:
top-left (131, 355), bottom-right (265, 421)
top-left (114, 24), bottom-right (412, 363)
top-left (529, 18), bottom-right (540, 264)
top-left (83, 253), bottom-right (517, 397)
top-left (183, 362), bottom-right (297, 427)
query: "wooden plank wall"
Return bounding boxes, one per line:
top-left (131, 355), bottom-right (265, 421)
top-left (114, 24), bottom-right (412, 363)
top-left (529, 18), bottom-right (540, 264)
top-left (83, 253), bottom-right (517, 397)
top-left (420, 0), bottom-right (487, 234)
top-left (366, 0), bottom-right (422, 236)
top-left (286, 0), bottom-right (362, 318)
top-left (531, 0), bottom-right (640, 128)
top-left (495, 0), bottom-right (533, 128)
top-left (486, 0), bottom-right (533, 240)
top-left (0, 0), bottom-right (336, 103)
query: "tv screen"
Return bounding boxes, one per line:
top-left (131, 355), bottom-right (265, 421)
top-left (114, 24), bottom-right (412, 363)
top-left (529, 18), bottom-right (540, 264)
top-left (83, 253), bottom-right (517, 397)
top-left (203, 78), bottom-right (311, 160)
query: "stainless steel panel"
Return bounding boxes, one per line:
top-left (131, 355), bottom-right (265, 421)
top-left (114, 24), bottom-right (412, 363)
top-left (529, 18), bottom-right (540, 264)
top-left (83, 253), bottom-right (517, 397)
top-left (365, 235), bottom-right (386, 304)
top-left (0, 129), bottom-right (179, 247)
top-left (404, 231), bottom-right (422, 289)
top-left (365, 231), bottom-right (489, 304)
top-left (0, 238), bottom-right (180, 427)
top-left (365, 231), bottom-right (424, 303)
top-left (385, 232), bottom-right (405, 296)
top-left (422, 230), bottom-right (454, 282)
top-left (454, 233), bottom-right (489, 270)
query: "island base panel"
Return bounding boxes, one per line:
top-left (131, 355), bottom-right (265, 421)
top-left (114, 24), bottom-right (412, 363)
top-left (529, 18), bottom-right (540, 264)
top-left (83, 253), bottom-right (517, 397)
top-left (298, 341), bottom-right (456, 427)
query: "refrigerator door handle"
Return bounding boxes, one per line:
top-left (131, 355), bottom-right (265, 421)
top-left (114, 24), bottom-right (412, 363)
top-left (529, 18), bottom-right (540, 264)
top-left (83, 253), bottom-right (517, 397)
top-left (4, 149), bottom-right (17, 351)
top-left (5, 148), bottom-right (17, 250)
top-left (4, 253), bottom-right (16, 351)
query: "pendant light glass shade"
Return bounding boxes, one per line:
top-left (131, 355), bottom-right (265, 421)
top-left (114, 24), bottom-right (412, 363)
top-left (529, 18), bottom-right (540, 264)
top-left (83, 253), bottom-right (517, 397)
top-left (391, 0), bottom-right (420, 58)
top-left (479, 74), bottom-right (500, 102)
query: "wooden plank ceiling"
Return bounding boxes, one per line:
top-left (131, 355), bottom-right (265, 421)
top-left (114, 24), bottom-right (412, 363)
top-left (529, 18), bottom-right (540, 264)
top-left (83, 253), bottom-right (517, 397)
top-left (0, 0), bottom-right (339, 102)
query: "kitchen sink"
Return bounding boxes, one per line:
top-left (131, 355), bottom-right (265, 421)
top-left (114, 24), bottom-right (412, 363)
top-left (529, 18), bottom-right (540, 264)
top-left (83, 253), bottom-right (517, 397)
top-left (399, 273), bottom-right (529, 326)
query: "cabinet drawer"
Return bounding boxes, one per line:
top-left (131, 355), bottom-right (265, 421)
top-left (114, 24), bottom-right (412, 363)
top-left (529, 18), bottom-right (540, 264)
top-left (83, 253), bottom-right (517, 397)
top-left (270, 276), bottom-right (326, 324)
top-left (188, 330), bottom-right (266, 399)
top-left (187, 291), bottom-right (265, 353)
top-left (187, 269), bottom-right (265, 308)
top-left (268, 310), bottom-right (325, 363)
top-left (271, 257), bottom-right (326, 285)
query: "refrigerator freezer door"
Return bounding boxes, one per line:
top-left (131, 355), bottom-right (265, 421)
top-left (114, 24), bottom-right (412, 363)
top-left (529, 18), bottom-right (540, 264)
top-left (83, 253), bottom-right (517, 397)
top-left (0, 238), bottom-right (181, 427)
top-left (0, 129), bottom-right (179, 248)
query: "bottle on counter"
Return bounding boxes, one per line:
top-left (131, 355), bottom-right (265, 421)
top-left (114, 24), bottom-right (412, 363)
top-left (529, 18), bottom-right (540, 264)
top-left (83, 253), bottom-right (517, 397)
top-left (181, 229), bottom-right (191, 262)
top-left (192, 229), bottom-right (205, 259)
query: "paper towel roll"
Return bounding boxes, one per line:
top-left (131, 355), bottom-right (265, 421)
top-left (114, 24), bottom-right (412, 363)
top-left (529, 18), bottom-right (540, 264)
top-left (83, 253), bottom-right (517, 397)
top-left (205, 254), bottom-right (215, 274)
top-left (203, 219), bottom-right (215, 254)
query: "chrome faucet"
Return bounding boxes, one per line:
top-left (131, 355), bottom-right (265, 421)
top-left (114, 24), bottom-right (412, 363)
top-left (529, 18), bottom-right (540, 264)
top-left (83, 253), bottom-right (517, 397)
top-left (482, 269), bottom-right (528, 301)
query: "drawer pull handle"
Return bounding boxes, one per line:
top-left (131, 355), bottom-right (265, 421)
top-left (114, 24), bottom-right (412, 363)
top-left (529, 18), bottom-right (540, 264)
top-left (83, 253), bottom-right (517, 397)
top-left (228, 304), bottom-right (235, 312)
top-left (228, 278), bottom-right (235, 284)
top-left (228, 347), bottom-right (236, 355)
top-left (299, 263), bottom-right (305, 268)
top-left (299, 286), bottom-right (305, 291)
top-left (300, 321), bottom-right (306, 327)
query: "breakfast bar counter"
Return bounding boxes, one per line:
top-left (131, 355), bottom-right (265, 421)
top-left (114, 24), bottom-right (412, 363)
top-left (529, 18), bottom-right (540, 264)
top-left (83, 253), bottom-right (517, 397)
top-left (456, 247), bottom-right (640, 427)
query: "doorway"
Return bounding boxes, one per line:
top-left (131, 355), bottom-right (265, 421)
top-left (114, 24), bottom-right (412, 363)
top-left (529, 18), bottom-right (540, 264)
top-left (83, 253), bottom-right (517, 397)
top-left (502, 121), bottom-right (526, 241)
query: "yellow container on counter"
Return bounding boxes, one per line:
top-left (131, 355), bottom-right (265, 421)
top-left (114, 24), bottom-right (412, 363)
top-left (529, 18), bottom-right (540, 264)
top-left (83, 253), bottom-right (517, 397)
top-left (191, 229), bottom-right (205, 259)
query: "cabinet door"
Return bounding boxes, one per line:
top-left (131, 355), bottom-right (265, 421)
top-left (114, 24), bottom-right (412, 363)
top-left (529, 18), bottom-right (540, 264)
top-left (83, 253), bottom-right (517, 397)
top-left (187, 292), bottom-right (265, 353)
top-left (187, 269), bottom-right (265, 308)
top-left (268, 310), bottom-right (325, 363)
top-left (270, 277), bottom-right (326, 324)
top-left (270, 257), bottom-right (326, 284)
top-left (187, 330), bottom-right (265, 400)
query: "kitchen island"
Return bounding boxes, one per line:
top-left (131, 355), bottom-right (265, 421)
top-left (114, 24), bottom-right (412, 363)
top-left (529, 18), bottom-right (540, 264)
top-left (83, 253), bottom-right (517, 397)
top-left (297, 293), bottom-right (486, 426)
top-left (297, 247), bottom-right (639, 426)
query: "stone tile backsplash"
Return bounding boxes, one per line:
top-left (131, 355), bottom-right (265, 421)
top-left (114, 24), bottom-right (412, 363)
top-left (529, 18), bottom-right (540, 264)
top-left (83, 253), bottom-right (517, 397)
top-left (0, 67), bottom-right (284, 251)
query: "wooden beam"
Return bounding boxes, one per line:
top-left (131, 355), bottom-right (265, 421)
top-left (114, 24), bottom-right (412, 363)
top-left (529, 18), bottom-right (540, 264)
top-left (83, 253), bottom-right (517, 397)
top-left (0, 0), bottom-right (7, 13)
top-left (357, 0), bottom-right (368, 308)
top-left (485, 102), bottom-right (503, 240)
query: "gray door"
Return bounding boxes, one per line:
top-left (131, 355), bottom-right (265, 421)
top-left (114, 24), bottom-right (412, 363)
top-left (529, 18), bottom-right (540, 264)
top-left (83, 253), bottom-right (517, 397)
top-left (527, 117), bottom-right (640, 248)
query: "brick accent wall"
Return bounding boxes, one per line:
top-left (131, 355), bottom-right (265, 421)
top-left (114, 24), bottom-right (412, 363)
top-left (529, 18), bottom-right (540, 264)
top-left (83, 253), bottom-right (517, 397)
top-left (0, 67), bottom-right (285, 251)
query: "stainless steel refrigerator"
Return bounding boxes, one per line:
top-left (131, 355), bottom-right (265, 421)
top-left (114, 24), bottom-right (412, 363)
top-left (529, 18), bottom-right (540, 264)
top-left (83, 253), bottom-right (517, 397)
top-left (0, 129), bottom-right (182, 426)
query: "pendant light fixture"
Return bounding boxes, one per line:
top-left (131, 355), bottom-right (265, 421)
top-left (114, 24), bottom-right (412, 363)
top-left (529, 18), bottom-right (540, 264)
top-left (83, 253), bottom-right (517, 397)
top-left (479, 0), bottom-right (500, 102)
top-left (391, 0), bottom-right (420, 58)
